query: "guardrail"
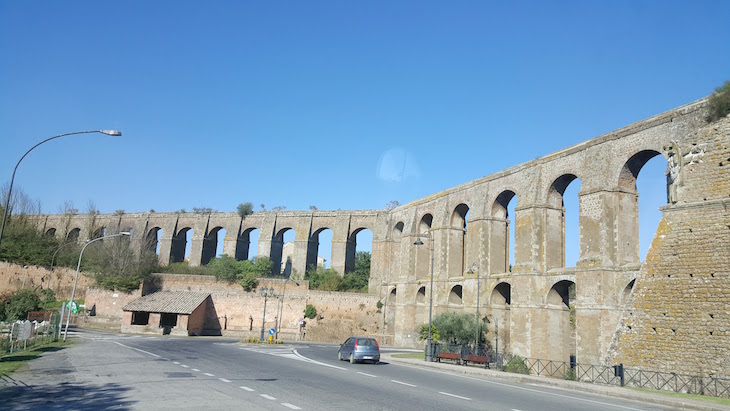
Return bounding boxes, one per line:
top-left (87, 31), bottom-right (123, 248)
top-left (432, 344), bottom-right (730, 398)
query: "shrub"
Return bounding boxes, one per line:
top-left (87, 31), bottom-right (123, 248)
top-left (1, 289), bottom-right (41, 321)
top-left (304, 304), bottom-right (317, 319)
top-left (504, 355), bottom-right (530, 374)
top-left (707, 80), bottom-right (730, 122)
top-left (417, 323), bottom-right (440, 342)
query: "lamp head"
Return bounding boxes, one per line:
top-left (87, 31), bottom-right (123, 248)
top-left (414, 237), bottom-right (424, 246)
top-left (100, 130), bottom-right (122, 136)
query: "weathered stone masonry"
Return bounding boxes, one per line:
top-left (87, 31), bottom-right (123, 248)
top-left (31, 97), bottom-right (729, 377)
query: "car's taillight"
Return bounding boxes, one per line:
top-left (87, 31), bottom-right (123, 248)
top-left (375, 339), bottom-right (379, 349)
top-left (354, 339), bottom-right (358, 350)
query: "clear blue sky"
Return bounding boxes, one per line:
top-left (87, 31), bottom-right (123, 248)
top-left (1, 1), bottom-right (728, 265)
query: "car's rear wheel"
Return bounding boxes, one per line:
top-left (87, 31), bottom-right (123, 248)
top-left (350, 353), bottom-right (356, 364)
top-left (338, 351), bottom-right (343, 361)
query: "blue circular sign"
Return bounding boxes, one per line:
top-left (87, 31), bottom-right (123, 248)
top-left (268, 328), bottom-right (276, 335)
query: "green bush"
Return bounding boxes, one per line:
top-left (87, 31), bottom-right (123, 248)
top-left (304, 304), bottom-right (317, 319)
top-left (1, 289), bottom-right (41, 321)
top-left (417, 323), bottom-right (440, 342)
top-left (707, 80), bottom-right (730, 122)
top-left (504, 355), bottom-right (530, 374)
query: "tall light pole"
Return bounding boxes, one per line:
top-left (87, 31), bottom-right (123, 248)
top-left (63, 231), bottom-right (130, 341)
top-left (414, 230), bottom-right (435, 362)
top-left (0, 130), bottom-right (122, 252)
top-left (259, 286), bottom-right (275, 342)
top-left (467, 262), bottom-right (481, 349)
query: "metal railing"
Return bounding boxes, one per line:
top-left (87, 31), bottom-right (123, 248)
top-left (1, 313), bottom-right (61, 355)
top-left (432, 344), bottom-right (730, 398)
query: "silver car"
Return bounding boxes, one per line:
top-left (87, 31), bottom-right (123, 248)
top-left (338, 336), bottom-right (380, 364)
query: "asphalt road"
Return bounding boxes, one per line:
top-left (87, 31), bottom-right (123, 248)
top-left (0, 330), bottom-right (689, 411)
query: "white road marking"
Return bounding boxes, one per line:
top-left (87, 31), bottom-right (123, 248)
top-left (391, 362), bottom-right (649, 411)
top-left (191, 369), bottom-right (200, 372)
top-left (282, 403), bottom-right (302, 410)
top-left (219, 378), bottom-right (232, 383)
top-left (512, 409), bottom-right (523, 411)
top-left (260, 394), bottom-right (277, 400)
top-left (240, 386), bottom-right (255, 392)
top-left (173, 361), bottom-right (180, 365)
top-left (439, 392), bottom-right (471, 401)
top-left (112, 341), bottom-right (161, 358)
top-left (390, 379), bottom-right (417, 387)
top-left (292, 350), bottom-right (347, 370)
top-left (203, 373), bottom-right (215, 377)
top-left (180, 365), bottom-right (189, 368)
top-left (357, 372), bottom-right (377, 378)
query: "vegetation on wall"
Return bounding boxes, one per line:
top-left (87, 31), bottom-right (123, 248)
top-left (423, 311), bottom-right (488, 346)
top-left (304, 304), bottom-right (317, 319)
top-left (707, 80), bottom-right (730, 122)
top-left (305, 251), bottom-right (371, 292)
top-left (237, 202), bottom-right (254, 218)
top-left (0, 289), bottom-right (41, 321)
top-left (83, 237), bottom-right (158, 293)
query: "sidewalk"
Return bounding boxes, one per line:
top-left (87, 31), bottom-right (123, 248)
top-left (382, 353), bottom-right (730, 411)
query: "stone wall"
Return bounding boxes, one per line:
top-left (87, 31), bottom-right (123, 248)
top-left (608, 115), bottom-right (730, 376)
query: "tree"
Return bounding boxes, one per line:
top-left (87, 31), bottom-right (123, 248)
top-left (305, 266), bottom-right (342, 291)
top-left (385, 200), bottom-right (400, 210)
top-left (84, 235), bottom-right (158, 292)
top-left (708, 80), bottom-right (730, 122)
top-left (418, 323), bottom-right (440, 343)
top-left (340, 251), bottom-right (370, 292)
top-left (304, 304), bottom-right (317, 319)
top-left (1, 289), bottom-right (41, 321)
top-left (431, 311), bottom-right (487, 345)
top-left (309, 205), bottom-right (318, 211)
top-left (237, 202), bottom-right (254, 218)
top-left (271, 206), bottom-right (286, 212)
top-left (192, 207), bottom-right (214, 213)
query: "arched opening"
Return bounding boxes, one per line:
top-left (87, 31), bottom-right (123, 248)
top-left (416, 286), bottom-right (426, 304)
top-left (385, 288), bottom-right (397, 334)
top-left (622, 279), bottom-right (635, 304)
top-left (491, 191), bottom-right (517, 273)
top-left (170, 227), bottom-right (192, 263)
top-left (271, 227), bottom-right (295, 277)
top-left (146, 227), bottom-right (162, 255)
top-left (91, 227), bottom-right (106, 240)
top-left (307, 228), bottom-right (332, 270)
top-left (546, 279), bottom-right (576, 362)
top-left (416, 214), bottom-right (433, 279)
top-left (448, 285), bottom-right (463, 305)
top-left (450, 204), bottom-right (469, 276)
top-left (618, 150), bottom-right (666, 265)
top-left (201, 227), bottom-right (225, 265)
top-left (546, 174), bottom-right (582, 269)
top-left (45, 228), bottom-right (56, 238)
top-left (392, 222), bottom-right (404, 279)
top-left (236, 228), bottom-right (259, 261)
top-left (344, 228), bottom-right (373, 291)
top-left (66, 228), bottom-right (80, 243)
top-left (490, 282), bottom-right (511, 354)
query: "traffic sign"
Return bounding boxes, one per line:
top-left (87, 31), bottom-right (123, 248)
top-left (268, 328), bottom-right (276, 335)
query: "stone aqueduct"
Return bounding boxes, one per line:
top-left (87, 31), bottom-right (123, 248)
top-left (34, 98), bottom-right (730, 375)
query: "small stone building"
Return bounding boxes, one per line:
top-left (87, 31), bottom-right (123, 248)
top-left (122, 291), bottom-right (210, 336)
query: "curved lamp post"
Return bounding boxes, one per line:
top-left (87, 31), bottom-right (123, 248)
top-left (0, 130), bottom-right (122, 253)
top-left (63, 231), bottom-right (130, 341)
top-left (414, 230), bottom-right (435, 362)
top-left (259, 286), bottom-right (275, 342)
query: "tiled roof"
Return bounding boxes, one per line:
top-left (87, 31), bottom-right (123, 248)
top-left (122, 291), bottom-right (210, 315)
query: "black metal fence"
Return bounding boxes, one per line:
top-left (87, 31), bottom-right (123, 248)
top-left (432, 344), bottom-right (730, 399)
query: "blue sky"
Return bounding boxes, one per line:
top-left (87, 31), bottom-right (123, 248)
top-left (1, 1), bottom-right (728, 265)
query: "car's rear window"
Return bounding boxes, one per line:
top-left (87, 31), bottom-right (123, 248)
top-left (357, 338), bottom-right (376, 346)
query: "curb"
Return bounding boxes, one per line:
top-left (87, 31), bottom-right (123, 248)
top-left (382, 354), bottom-right (730, 411)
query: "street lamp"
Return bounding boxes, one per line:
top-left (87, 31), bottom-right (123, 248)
top-left (0, 130), bottom-right (122, 252)
top-left (414, 230), bottom-right (435, 362)
top-left (467, 262), bottom-right (481, 350)
top-left (63, 231), bottom-right (130, 341)
top-left (259, 286), bottom-right (275, 342)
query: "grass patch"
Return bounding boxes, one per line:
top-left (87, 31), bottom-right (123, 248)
top-left (76, 322), bottom-right (121, 333)
top-left (629, 387), bottom-right (730, 406)
top-left (392, 352), bottom-right (426, 359)
top-left (0, 340), bottom-right (72, 376)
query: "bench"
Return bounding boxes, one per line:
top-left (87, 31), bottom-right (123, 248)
top-left (463, 354), bottom-right (490, 368)
top-left (435, 352), bottom-right (461, 365)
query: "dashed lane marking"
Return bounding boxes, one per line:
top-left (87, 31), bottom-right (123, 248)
top-left (357, 372), bottom-right (377, 378)
top-left (219, 378), bottom-right (232, 383)
top-left (191, 369), bottom-right (200, 372)
top-left (173, 361), bottom-right (180, 365)
top-left (112, 341), bottom-right (161, 358)
top-left (180, 365), bottom-right (189, 368)
top-left (282, 403), bottom-right (302, 410)
top-left (240, 386), bottom-right (255, 392)
top-left (439, 392), bottom-right (471, 401)
top-left (203, 373), bottom-right (215, 377)
top-left (260, 394), bottom-right (276, 400)
top-left (390, 380), bottom-right (417, 387)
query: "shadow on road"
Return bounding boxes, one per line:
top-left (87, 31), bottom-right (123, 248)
top-left (0, 381), bottom-right (135, 410)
